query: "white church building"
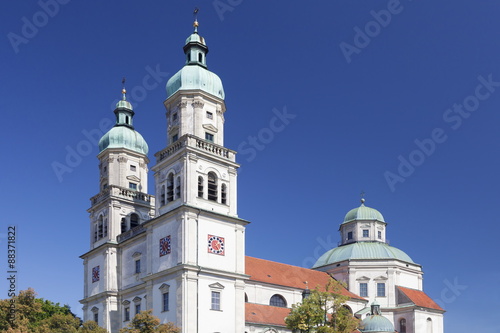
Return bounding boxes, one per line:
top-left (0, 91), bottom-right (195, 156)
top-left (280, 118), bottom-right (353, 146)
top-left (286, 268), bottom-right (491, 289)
top-left (80, 20), bottom-right (445, 333)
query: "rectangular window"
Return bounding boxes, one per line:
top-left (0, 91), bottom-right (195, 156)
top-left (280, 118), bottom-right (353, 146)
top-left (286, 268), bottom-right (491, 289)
top-left (172, 133), bottom-right (178, 142)
top-left (93, 312), bottom-right (98, 325)
top-left (211, 291), bottom-right (220, 310)
top-left (363, 229), bottom-right (369, 237)
top-left (130, 165), bottom-right (136, 171)
top-left (347, 231), bottom-right (353, 240)
top-left (162, 292), bottom-right (169, 312)
top-left (135, 304), bottom-right (141, 315)
top-left (172, 113), bottom-right (178, 121)
top-left (135, 260), bottom-right (141, 274)
top-left (360, 283), bottom-right (368, 297)
top-left (206, 111), bottom-right (213, 119)
top-left (124, 307), bottom-right (130, 321)
top-left (378, 231), bottom-right (382, 239)
top-left (377, 283), bottom-right (386, 297)
top-left (205, 132), bottom-right (214, 142)
top-left (129, 182), bottom-right (137, 190)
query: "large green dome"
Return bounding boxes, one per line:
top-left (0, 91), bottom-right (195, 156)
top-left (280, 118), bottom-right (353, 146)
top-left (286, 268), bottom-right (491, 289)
top-left (343, 202), bottom-right (385, 224)
top-left (98, 126), bottom-right (148, 155)
top-left (313, 242), bottom-right (414, 268)
top-left (360, 315), bottom-right (395, 332)
top-left (166, 65), bottom-right (224, 99)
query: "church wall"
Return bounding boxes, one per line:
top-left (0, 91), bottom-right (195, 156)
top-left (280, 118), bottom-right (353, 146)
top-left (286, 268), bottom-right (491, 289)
top-left (397, 269), bottom-right (422, 290)
top-left (414, 310), bottom-right (443, 333)
top-left (86, 252), bottom-right (105, 297)
top-left (197, 215), bottom-right (238, 272)
top-left (197, 275), bottom-right (237, 332)
top-left (245, 282), bottom-right (300, 308)
top-left (120, 236), bottom-right (147, 289)
top-left (393, 310), bottom-right (415, 333)
top-left (151, 278), bottom-right (179, 324)
top-left (120, 289), bottom-right (147, 327)
top-left (150, 216), bottom-right (182, 272)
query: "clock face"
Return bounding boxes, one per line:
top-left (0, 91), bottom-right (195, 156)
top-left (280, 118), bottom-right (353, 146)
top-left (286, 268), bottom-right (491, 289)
top-left (159, 236), bottom-right (171, 257)
top-left (92, 266), bottom-right (100, 283)
top-left (207, 234), bottom-right (225, 255)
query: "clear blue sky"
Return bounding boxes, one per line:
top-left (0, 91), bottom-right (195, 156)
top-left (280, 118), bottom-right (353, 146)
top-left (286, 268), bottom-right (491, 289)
top-left (1, 1), bottom-right (499, 332)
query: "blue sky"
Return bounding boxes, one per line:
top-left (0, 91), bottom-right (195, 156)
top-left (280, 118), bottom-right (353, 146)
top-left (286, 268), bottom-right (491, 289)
top-left (1, 1), bottom-right (499, 331)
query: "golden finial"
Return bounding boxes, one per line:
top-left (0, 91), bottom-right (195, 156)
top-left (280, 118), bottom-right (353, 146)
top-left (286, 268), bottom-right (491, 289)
top-left (121, 77), bottom-right (127, 100)
top-left (193, 7), bottom-right (199, 32)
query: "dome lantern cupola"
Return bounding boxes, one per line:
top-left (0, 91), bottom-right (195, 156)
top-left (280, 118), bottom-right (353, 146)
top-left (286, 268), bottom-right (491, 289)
top-left (166, 19), bottom-right (225, 100)
top-left (359, 301), bottom-right (396, 333)
top-left (183, 19), bottom-right (208, 68)
top-left (338, 198), bottom-right (388, 246)
top-left (114, 87), bottom-right (134, 128)
top-left (98, 86), bottom-right (149, 155)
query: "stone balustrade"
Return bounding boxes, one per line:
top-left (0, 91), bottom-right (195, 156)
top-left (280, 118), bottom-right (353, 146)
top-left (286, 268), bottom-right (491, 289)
top-left (90, 186), bottom-right (154, 206)
top-left (117, 224), bottom-right (146, 243)
top-left (155, 134), bottom-right (236, 163)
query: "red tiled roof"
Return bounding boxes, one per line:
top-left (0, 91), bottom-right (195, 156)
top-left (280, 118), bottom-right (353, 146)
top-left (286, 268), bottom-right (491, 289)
top-left (245, 256), bottom-right (365, 301)
top-left (245, 303), bottom-right (290, 327)
top-left (397, 286), bottom-right (444, 311)
top-left (245, 303), bottom-right (362, 332)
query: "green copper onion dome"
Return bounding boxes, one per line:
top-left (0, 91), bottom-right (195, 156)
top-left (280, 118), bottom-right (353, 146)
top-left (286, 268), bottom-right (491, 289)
top-left (343, 199), bottom-right (385, 224)
top-left (166, 20), bottom-right (225, 100)
top-left (98, 88), bottom-right (149, 155)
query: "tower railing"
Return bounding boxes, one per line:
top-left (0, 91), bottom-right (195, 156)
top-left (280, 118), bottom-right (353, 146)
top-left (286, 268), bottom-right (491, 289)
top-left (117, 224), bottom-right (146, 243)
top-left (90, 185), bottom-right (154, 206)
top-left (155, 134), bottom-right (236, 163)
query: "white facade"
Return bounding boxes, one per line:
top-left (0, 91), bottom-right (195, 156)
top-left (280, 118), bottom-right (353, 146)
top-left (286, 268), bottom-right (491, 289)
top-left (80, 24), bottom-right (444, 333)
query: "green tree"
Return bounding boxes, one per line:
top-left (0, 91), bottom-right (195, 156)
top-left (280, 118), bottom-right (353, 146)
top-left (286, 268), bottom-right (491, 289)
top-left (79, 321), bottom-right (109, 333)
top-left (119, 310), bottom-right (180, 333)
top-left (0, 289), bottom-right (108, 333)
top-left (285, 279), bottom-right (360, 333)
top-left (36, 313), bottom-right (80, 333)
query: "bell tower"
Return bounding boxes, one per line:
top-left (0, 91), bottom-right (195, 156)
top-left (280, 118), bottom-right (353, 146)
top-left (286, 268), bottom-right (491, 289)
top-left (153, 19), bottom-right (237, 217)
top-left (81, 88), bottom-right (155, 332)
top-left (149, 19), bottom-right (247, 332)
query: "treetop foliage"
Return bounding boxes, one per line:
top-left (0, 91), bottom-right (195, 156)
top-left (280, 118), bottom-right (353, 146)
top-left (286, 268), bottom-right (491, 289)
top-left (285, 278), bottom-right (360, 333)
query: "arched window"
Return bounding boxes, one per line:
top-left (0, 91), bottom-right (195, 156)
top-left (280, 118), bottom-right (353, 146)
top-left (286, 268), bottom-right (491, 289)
top-left (94, 224), bottom-right (98, 242)
top-left (167, 174), bottom-right (174, 202)
top-left (121, 218), bottom-right (127, 233)
top-left (207, 172), bottom-right (218, 202)
top-left (244, 293), bottom-right (248, 302)
top-left (98, 216), bottom-right (104, 239)
top-left (103, 218), bottom-right (108, 237)
top-left (130, 213), bottom-right (139, 229)
top-left (426, 318), bottom-right (433, 333)
top-left (187, 53), bottom-right (191, 62)
top-left (198, 53), bottom-right (203, 62)
top-left (198, 176), bottom-right (204, 198)
top-left (342, 305), bottom-right (353, 315)
top-left (160, 185), bottom-right (166, 206)
top-left (269, 294), bottom-right (287, 307)
top-left (175, 176), bottom-right (181, 200)
top-left (400, 318), bottom-right (407, 333)
top-left (221, 184), bottom-right (227, 205)
top-left (126, 116), bottom-right (129, 124)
